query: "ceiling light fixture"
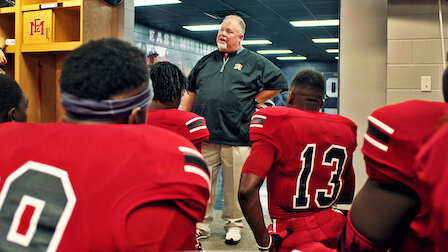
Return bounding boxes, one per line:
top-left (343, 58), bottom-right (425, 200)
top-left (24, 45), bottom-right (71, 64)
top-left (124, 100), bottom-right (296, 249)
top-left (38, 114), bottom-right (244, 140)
top-left (326, 49), bottom-right (339, 53)
top-left (276, 56), bottom-right (307, 60)
top-left (289, 19), bottom-right (339, 27)
top-left (256, 50), bottom-right (293, 55)
top-left (135, 0), bottom-right (181, 6)
top-left (241, 40), bottom-right (272, 45)
top-left (183, 24), bottom-right (221, 31)
top-left (312, 38), bottom-right (339, 43)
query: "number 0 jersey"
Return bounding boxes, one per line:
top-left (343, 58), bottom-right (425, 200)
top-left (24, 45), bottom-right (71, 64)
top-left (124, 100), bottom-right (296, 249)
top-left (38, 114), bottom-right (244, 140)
top-left (244, 107), bottom-right (357, 219)
top-left (362, 100), bottom-right (448, 251)
top-left (0, 122), bottom-right (210, 251)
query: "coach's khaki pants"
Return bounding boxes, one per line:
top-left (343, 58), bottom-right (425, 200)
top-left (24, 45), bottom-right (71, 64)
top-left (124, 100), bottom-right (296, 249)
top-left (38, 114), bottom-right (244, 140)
top-left (197, 143), bottom-right (251, 232)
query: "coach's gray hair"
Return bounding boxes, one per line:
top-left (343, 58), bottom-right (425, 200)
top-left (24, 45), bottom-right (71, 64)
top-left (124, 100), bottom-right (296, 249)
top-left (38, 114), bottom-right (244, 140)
top-left (222, 15), bottom-right (246, 35)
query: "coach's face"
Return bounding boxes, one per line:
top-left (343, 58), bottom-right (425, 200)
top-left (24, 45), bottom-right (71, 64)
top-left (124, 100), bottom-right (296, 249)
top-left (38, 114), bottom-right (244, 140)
top-left (216, 18), bottom-right (244, 53)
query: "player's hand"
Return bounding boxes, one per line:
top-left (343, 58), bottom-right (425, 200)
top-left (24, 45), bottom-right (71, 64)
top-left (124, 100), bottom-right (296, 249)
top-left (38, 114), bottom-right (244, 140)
top-left (258, 224), bottom-right (293, 251)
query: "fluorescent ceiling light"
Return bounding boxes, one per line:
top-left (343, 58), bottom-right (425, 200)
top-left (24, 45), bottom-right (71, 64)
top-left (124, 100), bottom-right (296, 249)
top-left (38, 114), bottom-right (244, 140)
top-left (135, 0), bottom-right (181, 6)
top-left (183, 24), bottom-right (221, 31)
top-left (276, 56), bottom-right (307, 60)
top-left (312, 38), bottom-right (339, 43)
top-left (289, 19), bottom-right (339, 27)
top-left (326, 49), bottom-right (339, 53)
top-left (241, 40), bottom-right (272, 45)
top-left (257, 50), bottom-right (293, 55)
top-left (335, 56), bottom-right (339, 59)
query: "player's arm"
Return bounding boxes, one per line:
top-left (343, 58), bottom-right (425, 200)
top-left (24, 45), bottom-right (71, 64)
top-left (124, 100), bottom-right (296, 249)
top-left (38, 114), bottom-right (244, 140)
top-left (336, 158), bottom-right (355, 205)
top-left (255, 90), bottom-right (281, 109)
top-left (238, 141), bottom-right (275, 249)
top-left (125, 201), bottom-right (197, 251)
top-left (337, 179), bottom-right (420, 251)
top-left (182, 91), bottom-right (196, 112)
top-left (239, 173), bottom-right (270, 247)
top-left (337, 190), bottom-right (354, 205)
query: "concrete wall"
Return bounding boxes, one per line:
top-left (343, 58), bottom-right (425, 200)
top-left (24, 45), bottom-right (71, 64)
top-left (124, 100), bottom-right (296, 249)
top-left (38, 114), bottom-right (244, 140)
top-left (341, 0), bottom-right (447, 195)
top-left (118, 0), bottom-right (134, 43)
top-left (387, 0), bottom-right (447, 104)
top-left (340, 0), bottom-right (388, 193)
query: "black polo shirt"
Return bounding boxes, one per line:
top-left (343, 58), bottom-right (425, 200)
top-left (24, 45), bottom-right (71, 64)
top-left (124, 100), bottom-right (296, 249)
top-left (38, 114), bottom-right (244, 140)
top-left (188, 47), bottom-right (288, 146)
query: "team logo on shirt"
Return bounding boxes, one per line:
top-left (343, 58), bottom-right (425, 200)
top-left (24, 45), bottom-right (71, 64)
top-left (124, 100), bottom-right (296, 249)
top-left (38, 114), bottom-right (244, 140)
top-left (364, 115), bottom-right (395, 151)
top-left (250, 114), bottom-right (267, 128)
top-left (234, 63), bottom-right (243, 71)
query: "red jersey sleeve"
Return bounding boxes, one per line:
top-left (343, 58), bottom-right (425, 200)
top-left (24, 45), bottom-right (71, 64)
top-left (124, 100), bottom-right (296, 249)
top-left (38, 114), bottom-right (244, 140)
top-left (249, 108), bottom-right (282, 149)
top-left (147, 109), bottom-right (210, 147)
top-left (184, 115), bottom-right (209, 145)
top-left (362, 101), bottom-right (448, 185)
top-left (242, 140), bottom-right (276, 178)
top-left (416, 123), bottom-right (448, 252)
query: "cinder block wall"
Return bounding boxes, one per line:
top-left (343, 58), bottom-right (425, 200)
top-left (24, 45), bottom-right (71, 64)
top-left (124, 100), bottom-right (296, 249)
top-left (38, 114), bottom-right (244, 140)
top-left (341, 0), bottom-right (448, 195)
top-left (387, 0), bottom-right (447, 104)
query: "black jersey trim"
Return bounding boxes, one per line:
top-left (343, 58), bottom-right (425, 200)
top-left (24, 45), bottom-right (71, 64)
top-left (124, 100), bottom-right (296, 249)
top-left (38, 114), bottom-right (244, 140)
top-left (251, 118), bottom-right (265, 125)
top-left (184, 154), bottom-right (209, 176)
top-left (187, 119), bottom-right (205, 130)
top-left (367, 122), bottom-right (389, 145)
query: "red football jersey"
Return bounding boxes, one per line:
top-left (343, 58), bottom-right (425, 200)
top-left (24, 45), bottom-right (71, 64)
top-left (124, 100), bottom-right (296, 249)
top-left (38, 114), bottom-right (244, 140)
top-left (0, 122), bottom-right (210, 251)
top-left (244, 106), bottom-right (357, 219)
top-left (362, 100), bottom-right (448, 251)
top-left (147, 109), bottom-right (209, 150)
top-left (416, 123), bottom-right (448, 252)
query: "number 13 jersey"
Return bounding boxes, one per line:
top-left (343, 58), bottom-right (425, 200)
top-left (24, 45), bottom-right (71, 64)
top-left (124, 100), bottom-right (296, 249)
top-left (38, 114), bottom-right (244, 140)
top-left (246, 107), bottom-right (357, 219)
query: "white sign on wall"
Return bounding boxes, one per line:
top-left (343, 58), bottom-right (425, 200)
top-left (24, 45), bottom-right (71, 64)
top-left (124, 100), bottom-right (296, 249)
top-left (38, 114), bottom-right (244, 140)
top-left (326, 77), bottom-right (338, 98)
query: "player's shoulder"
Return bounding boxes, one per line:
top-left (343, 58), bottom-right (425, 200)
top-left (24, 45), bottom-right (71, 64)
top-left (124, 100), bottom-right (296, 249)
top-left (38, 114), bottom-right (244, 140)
top-left (173, 109), bottom-right (205, 123)
top-left (134, 123), bottom-right (196, 146)
top-left (254, 106), bottom-right (288, 117)
top-left (254, 107), bottom-right (356, 129)
top-left (318, 111), bottom-right (357, 130)
top-left (367, 100), bottom-right (447, 140)
top-left (167, 109), bottom-right (207, 130)
top-left (416, 122), bottom-right (448, 178)
top-left (251, 107), bottom-right (289, 126)
top-left (77, 122), bottom-right (196, 148)
top-left (371, 100), bottom-right (447, 123)
top-left (363, 101), bottom-right (447, 184)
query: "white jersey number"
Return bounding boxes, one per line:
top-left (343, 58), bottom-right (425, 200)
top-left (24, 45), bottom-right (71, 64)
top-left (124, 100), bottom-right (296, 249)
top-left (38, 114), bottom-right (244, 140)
top-left (293, 144), bottom-right (347, 209)
top-left (0, 161), bottom-right (76, 252)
